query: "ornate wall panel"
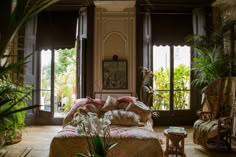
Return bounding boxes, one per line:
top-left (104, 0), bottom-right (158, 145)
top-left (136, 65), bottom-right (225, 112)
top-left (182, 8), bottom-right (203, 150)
top-left (94, 8), bottom-right (136, 96)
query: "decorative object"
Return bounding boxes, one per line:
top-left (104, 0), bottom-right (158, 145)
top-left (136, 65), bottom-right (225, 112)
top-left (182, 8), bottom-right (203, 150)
top-left (139, 66), bottom-right (153, 104)
top-left (102, 60), bottom-right (128, 89)
top-left (112, 55), bottom-right (118, 61)
top-left (139, 67), bottom-right (160, 118)
top-left (70, 111), bottom-right (117, 157)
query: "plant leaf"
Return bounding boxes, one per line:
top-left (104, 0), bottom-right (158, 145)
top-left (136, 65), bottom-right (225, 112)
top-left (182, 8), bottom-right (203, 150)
top-left (76, 153), bottom-right (89, 157)
top-left (92, 135), bottom-right (106, 157)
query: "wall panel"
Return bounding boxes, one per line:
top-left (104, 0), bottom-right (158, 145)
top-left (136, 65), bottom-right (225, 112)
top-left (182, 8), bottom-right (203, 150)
top-left (94, 7), bottom-right (136, 96)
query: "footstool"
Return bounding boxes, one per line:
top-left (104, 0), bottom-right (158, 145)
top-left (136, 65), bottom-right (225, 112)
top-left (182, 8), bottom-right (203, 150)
top-left (163, 127), bottom-right (187, 157)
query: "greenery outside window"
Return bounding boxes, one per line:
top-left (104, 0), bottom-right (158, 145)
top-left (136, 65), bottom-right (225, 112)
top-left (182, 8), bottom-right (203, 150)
top-left (152, 45), bottom-right (191, 111)
top-left (40, 48), bottom-right (76, 118)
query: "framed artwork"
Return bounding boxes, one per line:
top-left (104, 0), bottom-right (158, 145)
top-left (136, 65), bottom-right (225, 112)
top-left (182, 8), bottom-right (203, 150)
top-left (102, 60), bottom-right (128, 89)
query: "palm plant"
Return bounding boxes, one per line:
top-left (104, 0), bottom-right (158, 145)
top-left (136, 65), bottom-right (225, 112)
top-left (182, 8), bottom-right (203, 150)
top-left (185, 17), bottom-right (236, 93)
top-left (0, 0), bottom-right (59, 145)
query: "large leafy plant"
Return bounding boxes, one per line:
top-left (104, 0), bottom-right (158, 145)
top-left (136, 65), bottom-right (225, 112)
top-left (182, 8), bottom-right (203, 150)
top-left (0, 0), bottom-right (59, 56)
top-left (0, 0), bottom-right (59, 143)
top-left (185, 17), bottom-right (236, 93)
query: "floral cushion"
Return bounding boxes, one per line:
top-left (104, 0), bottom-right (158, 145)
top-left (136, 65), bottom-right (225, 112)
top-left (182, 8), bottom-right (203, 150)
top-left (63, 98), bottom-right (87, 126)
top-left (117, 96), bottom-right (138, 103)
top-left (126, 101), bottom-right (152, 122)
top-left (101, 96), bottom-right (119, 112)
top-left (105, 110), bottom-right (144, 127)
top-left (86, 96), bottom-right (105, 106)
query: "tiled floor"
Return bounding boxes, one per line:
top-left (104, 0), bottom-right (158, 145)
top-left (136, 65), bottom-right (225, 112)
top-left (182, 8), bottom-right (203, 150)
top-left (0, 125), bottom-right (236, 157)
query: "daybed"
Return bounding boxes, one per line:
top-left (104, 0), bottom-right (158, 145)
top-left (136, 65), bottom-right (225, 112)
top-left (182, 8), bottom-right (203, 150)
top-left (49, 96), bottom-right (164, 157)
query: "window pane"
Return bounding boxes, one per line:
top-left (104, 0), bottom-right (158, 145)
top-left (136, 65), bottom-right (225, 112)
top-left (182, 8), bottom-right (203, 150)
top-left (173, 46), bottom-right (190, 110)
top-left (174, 91), bottom-right (190, 110)
top-left (153, 45), bottom-right (170, 90)
top-left (152, 91), bottom-right (170, 110)
top-left (153, 45), bottom-right (170, 111)
top-left (54, 48), bottom-right (76, 118)
top-left (40, 90), bottom-right (51, 111)
top-left (40, 50), bottom-right (51, 111)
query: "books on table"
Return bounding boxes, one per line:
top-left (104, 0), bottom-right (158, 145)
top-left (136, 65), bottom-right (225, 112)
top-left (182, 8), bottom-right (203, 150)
top-left (166, 126), bottom-right (186, 134)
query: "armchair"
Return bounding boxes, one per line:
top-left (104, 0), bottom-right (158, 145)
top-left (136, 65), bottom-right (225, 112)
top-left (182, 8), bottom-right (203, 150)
top-left (193, 77), bottom-right (236, 151)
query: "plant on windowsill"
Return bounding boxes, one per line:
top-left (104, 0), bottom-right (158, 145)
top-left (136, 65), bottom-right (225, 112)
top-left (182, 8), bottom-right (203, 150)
top-left (0, 0), bottom-right (59, 146)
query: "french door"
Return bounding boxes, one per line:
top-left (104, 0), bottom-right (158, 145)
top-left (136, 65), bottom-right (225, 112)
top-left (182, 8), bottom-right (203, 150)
top-left (152, 45), bottom-right (193, 125)
top-left (39, 49), bottom-right (76, 119)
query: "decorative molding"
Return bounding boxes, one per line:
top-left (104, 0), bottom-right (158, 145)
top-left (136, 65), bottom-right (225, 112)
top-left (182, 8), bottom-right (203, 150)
top-left (94, 0), bottom-right (136, 12)
top-left (93, 7), bottom-right (136, 96)
top-left (103, 18), bottom-right (128, 39)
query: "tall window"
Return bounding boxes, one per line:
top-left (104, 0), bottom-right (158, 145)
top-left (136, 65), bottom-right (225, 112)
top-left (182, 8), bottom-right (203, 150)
top-left (40, 50), bottom-right (51, 112)
top-left (152, 45), bottom-right (191, 111)
top-left (40, 48), bottom-right (76, 118)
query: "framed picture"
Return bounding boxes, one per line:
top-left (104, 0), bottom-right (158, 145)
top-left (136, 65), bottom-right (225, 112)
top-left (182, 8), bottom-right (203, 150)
top-left (102, 60), bottom-right (128, 89)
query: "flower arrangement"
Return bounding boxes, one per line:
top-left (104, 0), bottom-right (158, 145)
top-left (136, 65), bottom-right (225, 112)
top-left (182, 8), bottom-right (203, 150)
top-left (70, 111), bottom-right (117, 157)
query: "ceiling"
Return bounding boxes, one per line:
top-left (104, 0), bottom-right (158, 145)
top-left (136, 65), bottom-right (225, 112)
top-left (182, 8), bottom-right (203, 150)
top-left (49, 0), bottom-right (215, 12)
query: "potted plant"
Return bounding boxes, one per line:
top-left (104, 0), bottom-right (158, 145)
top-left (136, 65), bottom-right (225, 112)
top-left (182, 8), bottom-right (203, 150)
top-left (70, 111), bottom-right (117, 157)
top-left (0, 0), bottom-right (59, 146)
top-left (185, 17), bottom-right (236, 93)
top-left (0, 83), bottom-right (33, 144)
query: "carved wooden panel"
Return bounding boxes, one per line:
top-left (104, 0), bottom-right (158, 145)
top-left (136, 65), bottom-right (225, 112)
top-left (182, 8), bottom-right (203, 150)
top-left (94, 10), bottom-right (136, 95)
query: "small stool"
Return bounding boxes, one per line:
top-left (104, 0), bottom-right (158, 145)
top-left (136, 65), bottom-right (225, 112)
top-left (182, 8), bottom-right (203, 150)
top-left (163, 128), bottom-right (187, 157)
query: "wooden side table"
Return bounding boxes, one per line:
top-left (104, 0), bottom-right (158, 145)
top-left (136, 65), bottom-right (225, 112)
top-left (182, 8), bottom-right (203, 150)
top-left (163, 128), bottom-right (187, 157)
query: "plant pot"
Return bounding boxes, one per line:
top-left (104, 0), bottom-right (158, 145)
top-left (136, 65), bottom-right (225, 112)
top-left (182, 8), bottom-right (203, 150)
top-left (5, 129), bottom-right (22, 145)
top-left (0, 132), bottom-right (5, 147)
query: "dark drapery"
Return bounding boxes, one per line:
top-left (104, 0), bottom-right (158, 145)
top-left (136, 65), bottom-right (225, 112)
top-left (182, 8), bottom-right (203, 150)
top-left (36, 10), bottom-right (78, 50)
top-left (151, 14), bottom-right (193, 46)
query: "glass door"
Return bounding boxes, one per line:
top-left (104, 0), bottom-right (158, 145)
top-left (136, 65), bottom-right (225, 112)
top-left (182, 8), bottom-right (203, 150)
top-left (39, 48), bottom-right (76, 118)
top-left (152, 45), bottom-right (191, 124)
top-left (40, 50), bottom-right (52, 112)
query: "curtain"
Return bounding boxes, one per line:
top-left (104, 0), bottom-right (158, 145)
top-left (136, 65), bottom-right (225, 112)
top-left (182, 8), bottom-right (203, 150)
top-left (36, 10), bottom-right (78, 50)
top-left (151, 14), bottom-right (193, 46)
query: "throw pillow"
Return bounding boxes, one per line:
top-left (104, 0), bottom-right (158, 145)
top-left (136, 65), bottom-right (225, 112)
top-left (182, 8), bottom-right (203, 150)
top-left (126, 101), bottom-right (152, 122)
top-left (86, 96), bottom-right (105, 106)
top-left (63, 98), bottom-right (87, 126)
top-left (105, 110), bottom-right (144, 126)
top-left (101, 96), bottom-right (119, 112)
top-left (117, 96), bottom-right (138, 103)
